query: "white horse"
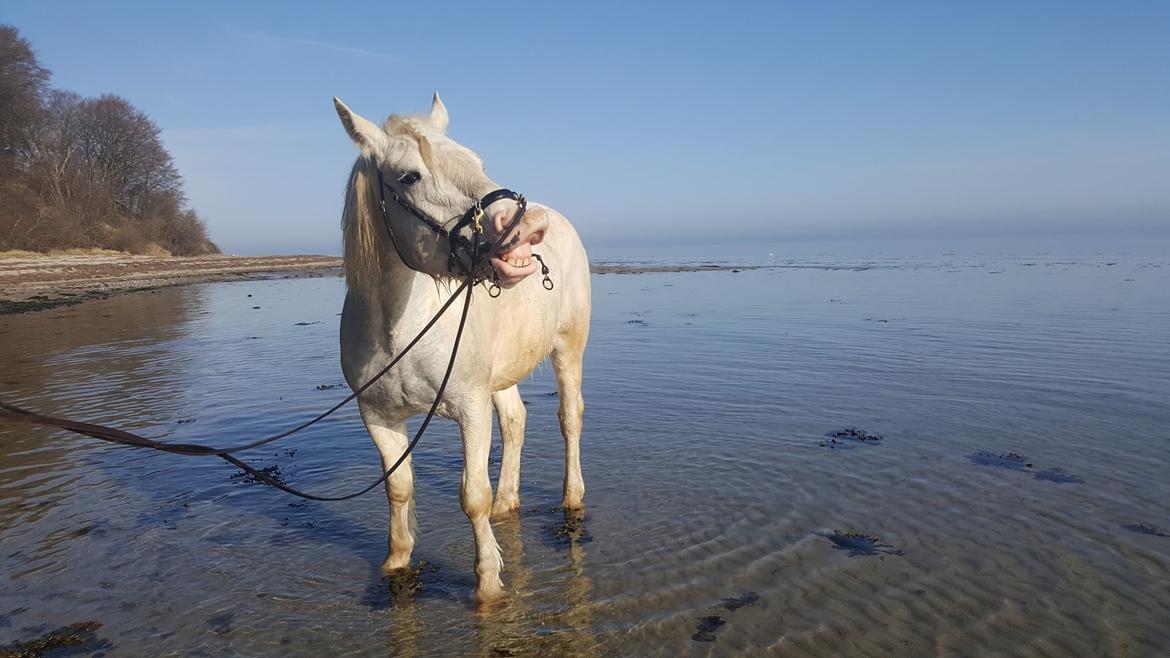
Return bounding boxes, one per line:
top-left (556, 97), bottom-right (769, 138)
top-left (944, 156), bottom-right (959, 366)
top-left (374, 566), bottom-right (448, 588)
top-left (333, 94), bottom-right (591, 604)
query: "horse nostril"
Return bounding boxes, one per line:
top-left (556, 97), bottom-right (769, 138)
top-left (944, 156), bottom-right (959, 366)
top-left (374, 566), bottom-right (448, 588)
top-left (492, 209), bottom-right (512, 235)
top-left (528, 229), bottom-right (545, 246)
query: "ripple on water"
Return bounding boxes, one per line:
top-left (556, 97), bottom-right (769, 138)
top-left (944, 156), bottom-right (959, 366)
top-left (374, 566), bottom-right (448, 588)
top-left (2, 254), bottom-right (1170, 655)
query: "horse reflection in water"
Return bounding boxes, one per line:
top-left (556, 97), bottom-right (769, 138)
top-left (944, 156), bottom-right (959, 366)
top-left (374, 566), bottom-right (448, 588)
top-left (333, 94), bottom-right (591, 605)
top-left (383, 509), bottom-right (599, 657)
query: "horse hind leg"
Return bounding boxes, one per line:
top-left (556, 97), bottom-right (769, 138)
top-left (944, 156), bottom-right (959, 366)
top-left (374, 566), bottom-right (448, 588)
top-left (361, 409), bottom-right (416, 573)
top-left (491, 385), bottom-right (527, 519)
top-left (552, 331), bottom-right (587, 510)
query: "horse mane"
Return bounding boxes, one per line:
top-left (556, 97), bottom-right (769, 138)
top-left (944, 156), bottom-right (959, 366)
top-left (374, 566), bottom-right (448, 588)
top-left (341, 155), bottom-right (383, 289)
top-left (342, 115), bottom-right (438, 290)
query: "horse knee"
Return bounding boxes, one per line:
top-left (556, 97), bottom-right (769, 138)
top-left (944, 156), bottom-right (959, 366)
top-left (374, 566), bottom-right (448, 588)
top-left (500, 410), bottom-right (525, 441)
top-left (388, 481), bottom-right (413, 505)
top-left (461, 481), bottom-right (493, 518)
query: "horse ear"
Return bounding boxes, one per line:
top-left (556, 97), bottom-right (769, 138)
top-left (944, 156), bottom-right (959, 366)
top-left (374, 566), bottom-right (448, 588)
top-left (333, 97), bottom-right (386, 153)
top-left (429, 92), bottom-right (449, 133)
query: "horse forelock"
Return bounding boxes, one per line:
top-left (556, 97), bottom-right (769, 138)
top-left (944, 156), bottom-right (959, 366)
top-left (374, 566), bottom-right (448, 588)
top-left (384, 115), bottom-right (435, 169)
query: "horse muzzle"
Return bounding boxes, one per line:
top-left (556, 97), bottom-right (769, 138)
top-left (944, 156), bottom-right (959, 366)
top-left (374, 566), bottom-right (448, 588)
top-left (487, 204), bottom-right (547, 288)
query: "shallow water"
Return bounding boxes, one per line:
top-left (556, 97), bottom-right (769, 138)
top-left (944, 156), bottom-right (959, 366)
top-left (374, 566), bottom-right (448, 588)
top-left (2, 243), bottom-right (1169, 656)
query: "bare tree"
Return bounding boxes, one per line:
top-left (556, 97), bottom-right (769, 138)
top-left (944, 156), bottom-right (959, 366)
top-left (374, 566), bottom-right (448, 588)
top-left (0, 25), bottom-right (48, 169)
top-left (0, 24), bottom-right (218, 255)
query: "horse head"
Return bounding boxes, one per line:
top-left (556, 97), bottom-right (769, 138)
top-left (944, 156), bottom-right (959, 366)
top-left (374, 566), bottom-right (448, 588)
top-left (335, 94), bottom-right (547, 288)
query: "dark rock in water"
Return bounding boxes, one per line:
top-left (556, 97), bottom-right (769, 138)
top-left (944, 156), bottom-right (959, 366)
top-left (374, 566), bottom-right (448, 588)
top-left (824, 531), bottom-right (903, 557)
top-left (1122, 523), bottom-right (1170, 538)
top-left (968, 452), bottom-right (1033, 471)
top-left (316, 383), bottom-right (344, 390)
top-left (293, 321), bottom-right (322, 326)
top-left (692, 615), bottom-right (726, 642)
top-left (176, 417), bottom-right (197, 424)
top-left (721, 592), bottom-right (760, 611)
top-left (625, 319), bottom-right (649, 326)
top-left (0, 621), bottom-right (107, 656)
top-left (1033, 467), bottom-right (1083, 484)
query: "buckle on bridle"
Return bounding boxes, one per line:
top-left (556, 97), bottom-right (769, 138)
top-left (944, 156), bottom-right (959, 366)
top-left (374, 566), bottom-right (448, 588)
top-left (470, 205), bottom-right (485, 234)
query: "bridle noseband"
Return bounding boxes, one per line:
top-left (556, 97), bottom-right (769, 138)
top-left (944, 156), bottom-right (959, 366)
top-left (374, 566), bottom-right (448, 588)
top-left (374, 165), bottom-right (533, 290)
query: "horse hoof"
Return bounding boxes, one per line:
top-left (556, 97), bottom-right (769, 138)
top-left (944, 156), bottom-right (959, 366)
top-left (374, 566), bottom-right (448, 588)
top-left (473, 586), bottom-right (507, 610)
top-left (381, 557), bottom-right (412, 574)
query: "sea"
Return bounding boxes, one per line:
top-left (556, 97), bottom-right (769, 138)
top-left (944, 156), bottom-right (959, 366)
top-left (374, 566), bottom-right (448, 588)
top-left (1, 236), bottom-right (1168, 656)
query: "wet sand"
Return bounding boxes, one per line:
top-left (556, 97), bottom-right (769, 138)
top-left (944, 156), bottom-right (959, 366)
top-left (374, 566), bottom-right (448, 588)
top-left (0, 253), bottom-right (343, 314)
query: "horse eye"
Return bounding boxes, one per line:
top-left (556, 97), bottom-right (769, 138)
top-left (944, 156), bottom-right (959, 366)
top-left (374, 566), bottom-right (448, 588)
top-left (398, 171), bottom-right (421, 186)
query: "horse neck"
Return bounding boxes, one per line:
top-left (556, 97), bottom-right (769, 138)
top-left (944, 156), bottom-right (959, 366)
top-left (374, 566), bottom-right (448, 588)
top-left (362, 247), bottom-right (446, 329)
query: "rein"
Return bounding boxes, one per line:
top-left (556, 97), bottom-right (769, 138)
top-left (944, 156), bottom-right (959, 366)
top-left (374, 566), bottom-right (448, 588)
top-left (0, 170), bottom-right (552, 501)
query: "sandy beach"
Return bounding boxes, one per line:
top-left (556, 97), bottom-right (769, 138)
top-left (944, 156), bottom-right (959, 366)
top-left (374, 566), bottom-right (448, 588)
top-left (0, 253), bottom-right (758, 314)
top-left (0, 253), bottom-right (343, 314)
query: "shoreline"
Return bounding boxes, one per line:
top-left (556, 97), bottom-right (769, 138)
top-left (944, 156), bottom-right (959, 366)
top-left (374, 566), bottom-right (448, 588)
top-left (0, 254), bottom-right (759, 315)
top-left (0, 254), bottom-right (344, 315)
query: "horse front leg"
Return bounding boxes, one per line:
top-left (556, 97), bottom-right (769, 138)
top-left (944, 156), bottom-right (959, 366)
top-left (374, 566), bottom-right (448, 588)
top-left (491, 385), bottom-right (527, 519)
top-left (360, 407), bottom-right (415, 573)
top-left (459, 400), bottom-right (506, 604)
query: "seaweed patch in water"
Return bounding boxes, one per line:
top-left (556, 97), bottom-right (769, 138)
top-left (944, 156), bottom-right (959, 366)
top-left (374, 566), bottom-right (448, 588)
top-left (0, 621), bottom-right (108, 657)
top-left (967, 452), bottom-right (1033, 471)
top-left (1122, 523), bottom-right (1170, 538)
top-left (540, 509), bottom-right (593, 549)
top-left (819, 427), bottom-right (883, 448)
top-left (721, 592), bottom-right (760, 611)
top-left (363, 560), bottom-right (441, 609)
top-left (229, 464), bottom-right (285, 486)
top-left (691, 615), bottom-right (726, 642)
top-left (968, 452), bottom-right (1082, 483)
top-left (833, 427), bottom-right (882, 442)
top-left (823, 531), bottom-right (903, 557)
top-left (1033, 467), bottom-right (1084, 484)
top-left (207, 612), bottom-right (234, 635)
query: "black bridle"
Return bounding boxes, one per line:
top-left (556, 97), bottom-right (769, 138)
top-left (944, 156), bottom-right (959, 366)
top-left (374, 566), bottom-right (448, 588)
top-left (374, 165), bottom-right (528, 287)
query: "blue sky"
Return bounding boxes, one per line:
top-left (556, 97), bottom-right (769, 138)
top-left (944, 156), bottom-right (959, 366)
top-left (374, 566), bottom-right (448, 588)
top-left (3, 1), bottom-right (1168, 255)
